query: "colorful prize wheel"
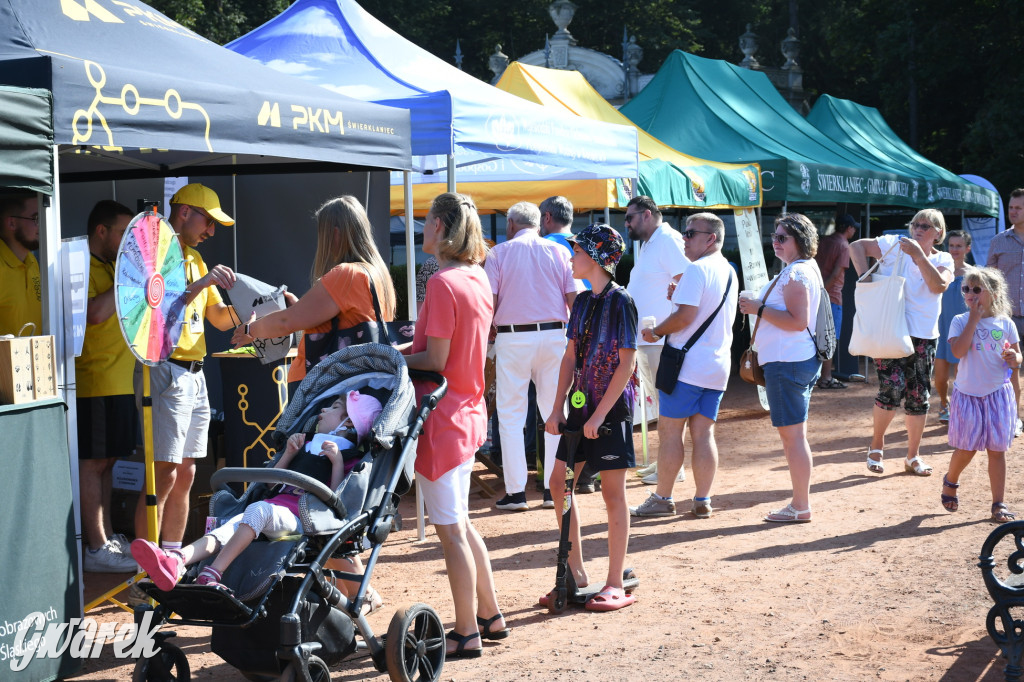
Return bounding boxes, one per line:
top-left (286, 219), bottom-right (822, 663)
top-left (114, 210), bottom-right (188, 365)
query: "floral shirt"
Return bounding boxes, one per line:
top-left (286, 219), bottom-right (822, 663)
top-left (565, 283), bottom-right (638, 425)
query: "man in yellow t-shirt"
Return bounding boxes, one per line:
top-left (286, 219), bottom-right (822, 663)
top-left (133, 184), bottom-right (240, 554)
top-left (77, 200), bottom-right (138, 573)
top-left (0, 192), bottom-right (42, 336)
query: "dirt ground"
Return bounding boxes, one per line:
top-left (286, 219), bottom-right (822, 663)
top-left (71, 375), bottom-right (1021, 681)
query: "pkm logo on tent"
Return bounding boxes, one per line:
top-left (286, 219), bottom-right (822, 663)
top-left (487, 112), bottom-right (520, 151)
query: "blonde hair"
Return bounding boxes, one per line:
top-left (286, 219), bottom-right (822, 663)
top-left (430, 192), bottom-right (487, 265)
top-left (962, 266), bottom-right (1012, 319)
top-left (909, 208), bottom-right (947, 245)
top-left (310, 195), bottom-right (396, 316)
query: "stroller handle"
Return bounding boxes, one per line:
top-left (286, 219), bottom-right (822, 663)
top-left (210, 468), bottom-right (347, 518)
top-left (407, 369), bottom-right (447, 408)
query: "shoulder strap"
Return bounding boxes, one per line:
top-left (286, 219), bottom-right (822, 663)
top-left (858, 240), bottom-right (902, 283)
top-left (673, 270), bottom-right (734, 353)
top-left (748, 273), bottom-right (783, 345)
top-left (357, 263), bottom-right (391, 345)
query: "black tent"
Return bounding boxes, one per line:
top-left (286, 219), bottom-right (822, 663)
top-left (0, 0), bottom-right (412, 180)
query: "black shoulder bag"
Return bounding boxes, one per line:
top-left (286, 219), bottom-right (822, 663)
top-left (654, 272), bottom-right (733, 394)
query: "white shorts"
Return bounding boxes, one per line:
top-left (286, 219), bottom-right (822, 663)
top-left (418, 457), bottom-right (474, 526)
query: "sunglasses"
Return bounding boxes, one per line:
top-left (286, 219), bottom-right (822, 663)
top-left (909, 222), bottom-right (935, 231)
top-left (961, 285), bottom-right (987, 295)
top-left (682, 229), bottom-right (713, 239)
top-left (771, 232), bottom-right (789, 244)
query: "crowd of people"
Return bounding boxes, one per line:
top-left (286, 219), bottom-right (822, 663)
top-left (3, 183), bottom-right (1023, 658)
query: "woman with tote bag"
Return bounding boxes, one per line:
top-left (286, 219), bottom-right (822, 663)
top-left (849, 209), bottom-right (954, 477)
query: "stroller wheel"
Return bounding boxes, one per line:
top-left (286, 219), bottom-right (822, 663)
top-left (132, 641), bottom-right (190, 682)
top-left (385, 602), bottom-right (445, 682)
top-left (278, 656), bottom-right (331, 682)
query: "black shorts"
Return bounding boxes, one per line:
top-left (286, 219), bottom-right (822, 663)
top-left (76, 395), bottom-right (138, 460)
top-left (554, 420), bottom-right (635, 471)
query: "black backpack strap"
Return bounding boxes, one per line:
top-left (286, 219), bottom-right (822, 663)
top-left (358, 263), bottom-right (392, 345)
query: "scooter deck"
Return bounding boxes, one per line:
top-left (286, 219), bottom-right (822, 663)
top-left (565, 568), bottom-right (638, 605)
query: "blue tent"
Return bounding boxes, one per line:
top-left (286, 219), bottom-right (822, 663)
top-left (226, 0), bottom-right (640, 209)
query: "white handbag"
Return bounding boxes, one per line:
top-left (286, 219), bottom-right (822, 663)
top-left (848, 243), bottom-right (914, 359)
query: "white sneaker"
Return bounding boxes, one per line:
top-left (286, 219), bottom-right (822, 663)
top-left (84, 541), bottom-right (138, 573)
top-left (641, 469), bottom-right (686, 485)
top-left (1016, 419), bottom-right (1023, 437)
top-left (108, 533), bottom-right (131, 554)
top-left (635, 462), bottom-right (658, 477)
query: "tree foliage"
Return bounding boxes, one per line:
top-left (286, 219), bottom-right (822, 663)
top-left (161, 0), bottom-right (1023, 200)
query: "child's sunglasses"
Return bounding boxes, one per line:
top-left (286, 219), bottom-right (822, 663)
top-left (961, 285), bottom-right (986, 294)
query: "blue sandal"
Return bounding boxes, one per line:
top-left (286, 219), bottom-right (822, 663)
top-left (941, 476), bottom-right (959, 512)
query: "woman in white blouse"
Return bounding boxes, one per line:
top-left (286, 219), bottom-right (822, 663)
top-left (738, 214), bottom-right (822, 523)
top-left (849, 209), bottom-right (953, 478)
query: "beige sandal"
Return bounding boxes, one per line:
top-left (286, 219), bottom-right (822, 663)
top-left (904, 456), bottom-right (933, 476)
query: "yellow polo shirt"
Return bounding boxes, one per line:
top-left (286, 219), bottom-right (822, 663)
top-left (172, 246), bottom-right (223, 362)
top-left (77, 254), bottom-right (134, 397)
top-left (0, 239), bottom-right (42, 336)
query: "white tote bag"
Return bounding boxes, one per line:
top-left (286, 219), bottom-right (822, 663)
top-left (848, 243), bottom-right (914, 359)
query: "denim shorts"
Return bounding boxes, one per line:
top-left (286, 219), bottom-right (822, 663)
top-left (763, 355), bottom-right (822, 427)
top-left (659, 380), bottom-right (724, 421)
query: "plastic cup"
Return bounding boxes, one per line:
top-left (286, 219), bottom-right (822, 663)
top-left (739, 290), bottom-right (757, 301)
top-left (642, 316), bottom-right (657, 330)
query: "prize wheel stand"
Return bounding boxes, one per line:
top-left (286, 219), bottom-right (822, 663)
top-left (85, 209), bottom-right (187, 612)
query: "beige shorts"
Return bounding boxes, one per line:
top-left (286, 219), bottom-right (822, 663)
top-left (134, 361), bottom-right (210, 463)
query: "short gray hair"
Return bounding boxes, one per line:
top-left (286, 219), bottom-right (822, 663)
top-left (687, 212), bottom-right (725, 242)
top-left (539, 196), bottom-right (573, 226)
top-left (507, 201), bottom-right (541, 228)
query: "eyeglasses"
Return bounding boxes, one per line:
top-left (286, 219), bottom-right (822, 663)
top-left (11, 214), bottom-right (38, 225)
top-left (190, 206), bottom-right (215, 228)
top-left (961, 285), bottom-right (987, 294)
top-left (771, 232), bottom-right (789, 244)
top-left (909, 222), bottom-right (935, 231)
top-left (682, 229), bottom-right (713, 239)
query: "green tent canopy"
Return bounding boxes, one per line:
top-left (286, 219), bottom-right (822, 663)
top-left (620, 51), bottom-right (943, 208)
top-left (0, 85), bottom-right (53, 195)
top-left (807, 95), bottom-right (998, 216)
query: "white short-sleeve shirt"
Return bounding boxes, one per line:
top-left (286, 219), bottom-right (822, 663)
top-left (754, 260), bottom-right (821, 364)
top-left (665, 252), bottom-right (736, 391)
top-left (875, 234), bottom-right (953, 339)
top-left (627, 223), bottom-right (690, 346)
top-left (949, 314), bottom-right (1020, 397)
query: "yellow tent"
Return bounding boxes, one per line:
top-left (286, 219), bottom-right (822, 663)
top-left (388, 63), bottom-right (761, 214)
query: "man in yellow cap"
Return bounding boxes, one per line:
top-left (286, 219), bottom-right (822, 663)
top-left (134, 183), bottom-right (240, 557)
top-left (0, 191), bottom-right (42, 335)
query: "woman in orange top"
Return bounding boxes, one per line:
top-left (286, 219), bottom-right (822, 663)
top-left (231, 195), bottom-right (396, 382)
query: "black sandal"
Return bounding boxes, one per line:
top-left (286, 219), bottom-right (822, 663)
top-left (446, 630), bottom-right (483, 658)
top-left (817, 377), bottom-right (847, 389)
top-left (992, 502), bottom-right (1017, 524)
top-left (476, 614), bottom-right (510, 640)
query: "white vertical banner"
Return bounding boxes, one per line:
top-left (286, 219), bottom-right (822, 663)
top-left (163, 176), bottom-right (188, 216)
top-left (733, 208), bottom-right (770, 411)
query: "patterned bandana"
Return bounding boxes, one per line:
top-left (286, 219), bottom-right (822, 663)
top-left (568, 223), bottom-right (626, 275)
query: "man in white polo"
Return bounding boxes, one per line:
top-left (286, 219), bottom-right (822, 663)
top-left (486, 201), bottom-right (578, 510)
top-left (624, 196), bottom-right (689, 484)
top-left (631, 212), bottom-right (735, 518)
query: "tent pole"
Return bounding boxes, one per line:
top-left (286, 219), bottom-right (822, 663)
top-left (604, 207), bottom-right (610, 224)
top-left (447, 155), bottom-right (456, 193)
top-left (231, 171), bottom-right (238, 271)
top-left (405, 169), bottom-right (426, 542)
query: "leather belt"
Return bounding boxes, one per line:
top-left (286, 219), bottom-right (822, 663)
top-left (168, 358), bottom-right (204, 373)
top-left (495, 322), bottom-right (565, 333)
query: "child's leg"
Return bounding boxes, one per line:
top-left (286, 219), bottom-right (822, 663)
top-left (549, 458), bottom-right (588, 587)
top-left (598, 468), bottom-right (629, 590)
top-left (987, 449), bottom-right (1007, 505)
top-left (934, 359), bottom-right (950, 408)
top-left (208, 524), bottom-right (256, 575)
top-left (179, 534), bottom-right (218, 566)
top-left (945, 449), bottom-right (977, 484)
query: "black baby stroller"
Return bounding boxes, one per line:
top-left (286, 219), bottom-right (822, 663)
top-left (133, 344), bottom-right (448, 682)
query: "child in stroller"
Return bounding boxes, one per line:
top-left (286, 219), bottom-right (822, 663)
top-left (131, 389), bottom-right (383, 592)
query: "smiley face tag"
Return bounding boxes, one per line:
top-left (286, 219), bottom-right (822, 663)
top-left (570, 390), bottom-right (586, 408)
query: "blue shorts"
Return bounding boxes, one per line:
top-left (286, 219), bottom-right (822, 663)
top-left (763, 355), bottom-right (821, 427)
top-left (830, 302), bottom-right (843, 342)
top-left (658, 381), bottom-right (724, 421)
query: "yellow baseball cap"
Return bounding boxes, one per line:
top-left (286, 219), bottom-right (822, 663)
top-left (170, 183), bottom-right (234, 226)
